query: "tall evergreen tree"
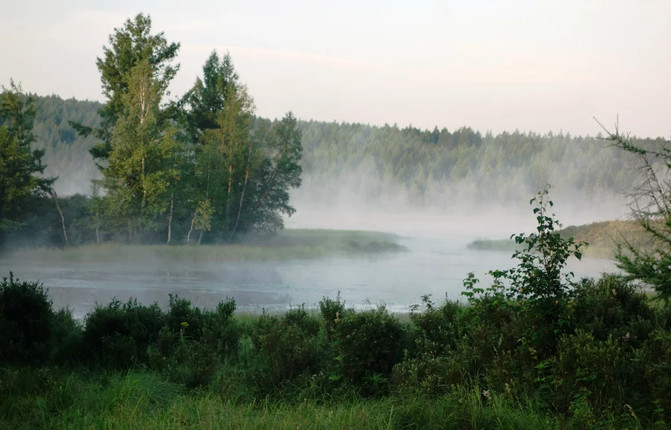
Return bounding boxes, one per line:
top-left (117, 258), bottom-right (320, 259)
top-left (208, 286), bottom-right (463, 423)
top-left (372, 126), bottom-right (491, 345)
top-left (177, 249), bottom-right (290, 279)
top-left (0, 82), bottom-right (54, 242)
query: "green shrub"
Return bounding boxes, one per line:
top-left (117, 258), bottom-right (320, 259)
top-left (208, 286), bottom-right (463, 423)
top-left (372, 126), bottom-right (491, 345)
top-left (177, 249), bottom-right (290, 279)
top-left (49, 308), bottom-right (83, 365)
top-left (409, 296), bottom-right (464, 356)
top-left (333, 307), bottom-right (406, 396)
top-left (148, 323), bottom-right (218, 388)
top-left (319, 292), bottom-right (345, 341)
top-left (82, 298), bottom-right (164, 368)
top-left (571, 275), bottom-right (655, 347)
top-left (642, 329), bottom-right (671, 425)
top-left (0, 274), bottom-right (54, 365)
top-left (549, 330), bottom-right (641, 418)
top-left (164, 295), bottom-right (239, 356)
top-left (252, 306), bottom-right (325, 392)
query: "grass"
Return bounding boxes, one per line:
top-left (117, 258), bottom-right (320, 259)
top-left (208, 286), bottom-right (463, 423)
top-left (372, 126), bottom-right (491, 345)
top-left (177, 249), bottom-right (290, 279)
top-left (3, 229), bottom-right (406, 263)
top-left (468, 219), bottom-right (652, 258)
top-left (0, 367), bottom-right (566, 430)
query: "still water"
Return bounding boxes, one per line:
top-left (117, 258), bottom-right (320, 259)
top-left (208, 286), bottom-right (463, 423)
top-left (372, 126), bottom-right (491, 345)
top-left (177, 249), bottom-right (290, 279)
top-left (0, 213), bottom-right (618, 319)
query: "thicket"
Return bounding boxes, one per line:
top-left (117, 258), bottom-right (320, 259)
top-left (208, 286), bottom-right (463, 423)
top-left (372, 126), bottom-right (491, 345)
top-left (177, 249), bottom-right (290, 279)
top-left (2, 192), bottom-right (671, 427)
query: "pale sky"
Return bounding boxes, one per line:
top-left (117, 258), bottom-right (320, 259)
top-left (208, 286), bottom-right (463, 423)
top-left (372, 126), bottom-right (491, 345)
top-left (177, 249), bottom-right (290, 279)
top-left (1, 0), bottom-right (669, 138)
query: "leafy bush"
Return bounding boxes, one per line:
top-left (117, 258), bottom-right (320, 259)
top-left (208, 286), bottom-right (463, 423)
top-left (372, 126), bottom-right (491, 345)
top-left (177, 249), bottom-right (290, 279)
top-left (333, 307), bottom-right (407, 396)
top-left (463, 187), bottom-right (586, 357)
top-left (252, 306), bottom-right (325, 392)
top-left (319, 292), bottom-right (345, 341)
top-left (642, 329), bottom-right (671, 425)
top-left (149, 296), bottom-right (239, 388)
top-left (571, 275), bottom-right (655, 347)
top-left (82, 298), bottom-right (164, 368)
top-left (164, 295), bottom-right (239, 356)
top-left (0, 274), bottom-right (54, 365)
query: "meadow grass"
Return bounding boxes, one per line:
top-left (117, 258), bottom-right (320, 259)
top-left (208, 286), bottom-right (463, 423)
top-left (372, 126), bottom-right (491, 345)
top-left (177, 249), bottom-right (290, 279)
top-left (4, 229), bottom-right (406, 263)
top-left (0, 368), bottom-right (566, 430)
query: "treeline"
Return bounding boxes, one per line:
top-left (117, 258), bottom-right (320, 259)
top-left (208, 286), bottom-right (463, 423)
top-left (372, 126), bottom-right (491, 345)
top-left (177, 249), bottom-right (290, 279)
top-left (298, 121), bottom-right (668, 211)
top-left (36, 95), bottom-right (667, 215)
top-left (1, 14), bottom-right (302, 248)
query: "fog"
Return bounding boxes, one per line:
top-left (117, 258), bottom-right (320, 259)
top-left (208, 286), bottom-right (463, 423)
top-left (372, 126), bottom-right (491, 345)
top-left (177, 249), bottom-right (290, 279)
top-left (1, 184), bottom-right (622, 319)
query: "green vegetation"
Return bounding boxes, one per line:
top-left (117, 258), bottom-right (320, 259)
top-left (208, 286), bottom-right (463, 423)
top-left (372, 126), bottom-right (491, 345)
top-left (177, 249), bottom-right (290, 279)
top-left (2, 194), bottom-right (671, 428)
top-left (600, 124), bottom-right (671, 305)
top-left (2, 229), bottom-right (405, 262)
top-left (3, 13), bottom-right (303, 248)
top-left (0, 82), bottom-right (55, 246)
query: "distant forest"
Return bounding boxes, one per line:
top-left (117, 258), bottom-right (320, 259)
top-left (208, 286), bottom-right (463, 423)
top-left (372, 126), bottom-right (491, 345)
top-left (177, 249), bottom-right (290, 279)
top-left (35, 93), bottom-right (664, 212)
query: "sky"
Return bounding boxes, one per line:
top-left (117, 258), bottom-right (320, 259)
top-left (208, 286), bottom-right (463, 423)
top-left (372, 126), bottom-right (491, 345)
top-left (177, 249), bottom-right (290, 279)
top-left (1, 0), bottom-right (669, 138)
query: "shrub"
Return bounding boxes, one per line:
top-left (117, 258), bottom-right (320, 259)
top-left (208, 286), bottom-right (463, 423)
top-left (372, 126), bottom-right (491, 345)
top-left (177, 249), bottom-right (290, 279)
top-left (548, 329), bottom-right (646, 419)
top-left (253, 306), bottom-right (325, 392)
top-left (571, 275), bottom-right (655, 347)
top-left (164, 295), bottom-right (239, 356)
top-left (0, 274), bottom-right (54, 365)
top-left (333, 307), bottom-right (406, 396)
top-left (463, 187), bottom-right (586, 358)
top-left (149, 297), bottom-right (239, 388)
top-left (82, 298), bottom-right (164, 368)
top-left (642, 329), bottom-right (671, 425)
top-left (319, 292), bottom-right (345, 341)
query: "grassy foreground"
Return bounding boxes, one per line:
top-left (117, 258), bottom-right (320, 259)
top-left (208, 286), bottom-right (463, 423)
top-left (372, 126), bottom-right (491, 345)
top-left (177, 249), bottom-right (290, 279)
top-left (3, 229), bottom-right (405, 262)
top-left (1, 272), bottom-right (667, 429)
top-left (0, 368), bottom-right (560, 429)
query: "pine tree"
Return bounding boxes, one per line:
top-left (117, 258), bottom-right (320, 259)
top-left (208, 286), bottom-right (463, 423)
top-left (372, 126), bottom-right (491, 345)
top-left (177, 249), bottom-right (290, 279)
top-left (0, 82), bottom-right (54, 242)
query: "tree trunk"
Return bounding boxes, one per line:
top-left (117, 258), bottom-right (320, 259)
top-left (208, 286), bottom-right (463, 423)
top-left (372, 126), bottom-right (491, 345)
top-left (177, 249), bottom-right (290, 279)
top-left (51, 190), bottom-right (69, 247)
top-left (187, 210), bottom-right (197, 245)
top-left (166, 192), bottom-right (174, 244)
top-left (230, 142), bottom-right (252, 241)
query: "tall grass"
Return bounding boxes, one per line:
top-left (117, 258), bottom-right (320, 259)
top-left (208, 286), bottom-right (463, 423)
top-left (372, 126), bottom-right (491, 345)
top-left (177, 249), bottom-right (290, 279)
top-left (0, 368), bottom-right (568, 430)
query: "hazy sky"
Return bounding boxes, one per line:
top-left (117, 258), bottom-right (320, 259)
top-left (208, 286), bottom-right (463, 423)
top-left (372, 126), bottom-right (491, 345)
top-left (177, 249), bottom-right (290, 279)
top-left (1, 0), bottom-right (669, 138)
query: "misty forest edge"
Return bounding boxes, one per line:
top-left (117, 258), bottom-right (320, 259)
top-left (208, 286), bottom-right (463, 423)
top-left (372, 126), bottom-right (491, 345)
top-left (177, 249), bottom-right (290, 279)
top-left (3, 12), bottom-right (671, 429)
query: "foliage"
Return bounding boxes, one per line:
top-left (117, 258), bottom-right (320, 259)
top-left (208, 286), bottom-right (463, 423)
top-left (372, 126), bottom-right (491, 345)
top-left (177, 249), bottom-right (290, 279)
top-left (252, 306), bottom-right (324, 392)
top-left (87, 13), bottom-right (180, 161)
top-left (319, 292), bottom-right (345, 341)
top-left (332, 307), bottom-right (407, 396)
top-left (601, 122), bottom-right (671, 305)
top-left (0, 277), bottom-right (670, 426)
top-left (82, 298), bottom-right (165, 368)
top-left (0, 274), bottom-right (54, 365)
top-left (0, 83), bottom-right (54, 243)
top-left (182, 52), bottom-right (303, 241)
top-left (463, 186), bottom-right (586, 356)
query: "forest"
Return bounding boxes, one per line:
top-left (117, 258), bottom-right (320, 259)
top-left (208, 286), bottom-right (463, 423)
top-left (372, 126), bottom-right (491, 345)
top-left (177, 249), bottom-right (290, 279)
top-left (3, 12), bottom-right (671, 429)
top-left (3, 90), bottom-right (664, 248)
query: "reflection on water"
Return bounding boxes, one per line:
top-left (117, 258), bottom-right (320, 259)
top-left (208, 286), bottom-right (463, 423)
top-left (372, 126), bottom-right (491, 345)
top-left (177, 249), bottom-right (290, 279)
top-left (0, 234), bottom-right (617, 319)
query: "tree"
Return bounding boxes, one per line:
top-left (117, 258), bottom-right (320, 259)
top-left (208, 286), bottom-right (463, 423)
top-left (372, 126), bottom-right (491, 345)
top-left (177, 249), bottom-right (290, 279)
top-left (598, 120), bottom-right (671, 305)
top-left (80, 13), bottom-right (180, 163)
top-left (98, 60), bottom-right (178, 241)
top-left (183, 52), bottom-right (302, 242)
top-left (247, 114), bottom-right (303, 235)
top-left (0, 82), bottom-right (54, 242)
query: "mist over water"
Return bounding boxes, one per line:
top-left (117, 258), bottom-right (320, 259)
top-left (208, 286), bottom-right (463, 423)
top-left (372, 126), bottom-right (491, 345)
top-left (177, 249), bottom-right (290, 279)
top-left (1, 196), bottom-right (620, 319)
